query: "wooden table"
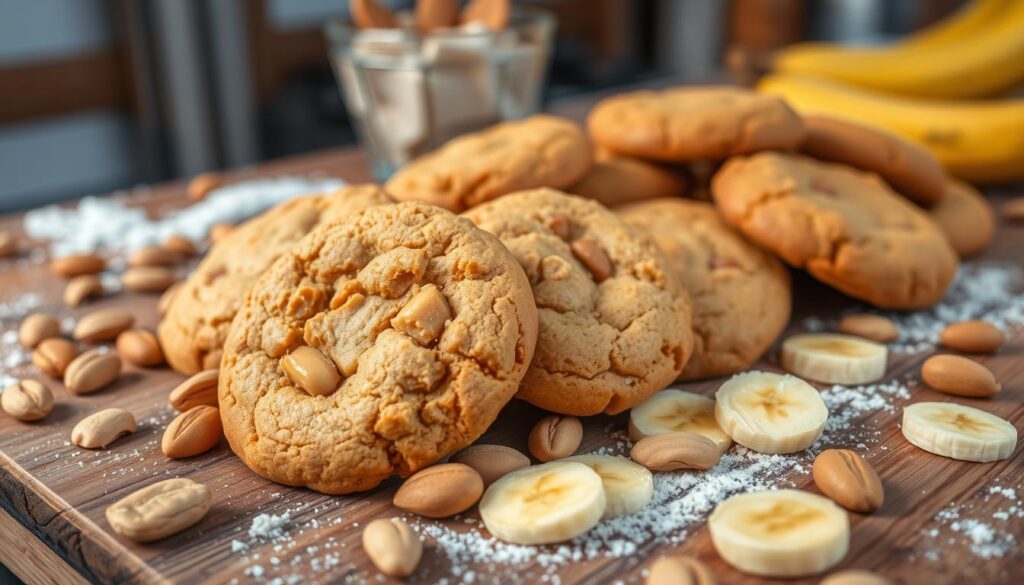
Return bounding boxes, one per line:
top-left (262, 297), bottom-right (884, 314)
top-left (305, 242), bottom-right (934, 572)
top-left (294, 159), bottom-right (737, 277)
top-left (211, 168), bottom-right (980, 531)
top-left (1, 98), bottom-right (1022, 585)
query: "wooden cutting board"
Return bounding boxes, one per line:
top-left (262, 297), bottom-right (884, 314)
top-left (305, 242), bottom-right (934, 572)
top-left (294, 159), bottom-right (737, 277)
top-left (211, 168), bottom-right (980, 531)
top-left (1, 147), bottom-right (1022, 585)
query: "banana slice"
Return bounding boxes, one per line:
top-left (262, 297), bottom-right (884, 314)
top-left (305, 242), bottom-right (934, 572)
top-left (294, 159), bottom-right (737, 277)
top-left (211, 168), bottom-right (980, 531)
top-left (781, 333), bottom-right (887, 384)
top-left (628, 389), bottom-right (732, 453)
top-left (709, 489), bottom-right (849, 578)
top-left (562, 455), bottom-right (653, 519)
top-left (902, 402), bottom-right (1017, 462)
top-left (479, 461), bottom-right (606, 545)
top-left (715, 371), bottom-right (828, 454)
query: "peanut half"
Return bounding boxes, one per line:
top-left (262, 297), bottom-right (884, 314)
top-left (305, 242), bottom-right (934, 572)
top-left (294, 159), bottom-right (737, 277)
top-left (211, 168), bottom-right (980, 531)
top-left (820, 569), bottom-right (891, 585)
top-left (73, 308), bottom-right (134, 342)
top-left (122, 266), bottom-right (176, 293)
top-left (32, 338), bottom-right (78, 378)
top-left (105, 478), bottom-right (211, 542)
top-left (51, 254), bottom-right (105, 278)
top-left (921, 354), bottom-right (1000, 398)
top-left (71, 408), bottom-right (136, 449)
top-left (362, 518), bottom-right (423, 577)
top-left (837, 314), bottom-right (899, 343)
top-left (162, 405), bottom-right (223, 458)
top-left (812, 449), bottom-right (884, 513)
top-left (449, 444), bottom-right (529, 485)
top-left (19, 313), bottom-right (60, 348)
top-left (64, 274), bottom-right (104, 307)
top-left (630, 432), bottom-right (721, 472)
top-left (393, 463), bottom-right (484, 518)
top-left (528, 415), bottom-right (583, 462)
top-left (64, 348), bottom-right (122, 395)
top-left (163, 235), bottom-right (197, 257)
top-left (646, 555), bottom-right (716, 585)
top-left (570, 237), bottom-right (613, 282)
top-left (128, 245), bottom-right (182, 267)
top-left (281, 346), bottom-right (341, 397)
top-left (116, 329), bottom-right (165, 367)
top-left (939, 320), bottom-right (1004, 354)
top-left (1, 380), bottom-right (54, 422)
top-left (169, 369), bottom-right (220, 411)
top-left (390, 284), bottom-right (451, 345)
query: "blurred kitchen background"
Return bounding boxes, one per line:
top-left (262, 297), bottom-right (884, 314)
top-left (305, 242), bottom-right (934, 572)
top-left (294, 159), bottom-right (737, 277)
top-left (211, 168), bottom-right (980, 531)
top-left (0, 0), bottom-right (962, 213)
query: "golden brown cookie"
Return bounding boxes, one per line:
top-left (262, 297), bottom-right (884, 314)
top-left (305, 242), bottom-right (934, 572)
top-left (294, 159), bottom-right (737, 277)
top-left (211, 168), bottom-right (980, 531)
top-left (464, 188), bottom-right (693, 416)
top-left (587, 86), bottom-right (804, 162)
top-left (570, 153), bottom-right (688, 207)
top-left (220, 202), bottom-right (538, 494)
top-left (158, 185), bottom-right (391, 375)
top-left (385, 115), bottom-right (592, 212)
top-left (801, 115), bottom-right (946, 206)
top-left (712, 152), bottom-right (957, 309)
top-left (929, 179), bottom-right (996, 258)
top-left (619, 198), bottom-right (791, 380)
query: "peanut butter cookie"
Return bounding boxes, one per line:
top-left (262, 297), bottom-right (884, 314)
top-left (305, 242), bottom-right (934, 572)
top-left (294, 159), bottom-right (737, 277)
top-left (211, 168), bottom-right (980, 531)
top-left (570, 153), bottom-right (688, 207)
top-left (619, 198), bottom-right (791, 380)
top-left (801, 115), bottom-right (946, 206)
top-left (929, 179), bottom-right (995, 258)
top-left (712, 152), bottom-right (957, 309)
top-left (385, 115), bottom-right (592, 212)
top-left (464, 188), bottom-right (692, 416)
top-left (219, 202), bottom-right (538, 494)
top-left (158, 185), bottom-right (391, 375)
top-left (587, 86), bottom-right (804, 162)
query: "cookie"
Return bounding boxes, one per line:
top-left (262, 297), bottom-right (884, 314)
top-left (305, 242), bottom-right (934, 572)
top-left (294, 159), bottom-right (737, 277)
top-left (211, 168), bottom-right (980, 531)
top-left (619, 198), bottom-right (791, 380)
top-left (712, 152), bottom-right (957, 309)
top-left (464, 188), bottom-right (693, 416)
top-left (158, 185), bottom-right (391, 375)
top-left (220, 202), bottom-right (538, 494)
top-left (587, 86), bottom-right (805, 162)
top-left (801, 115), bottom-right (946, 206)
top-left (570, 153), bottom-right (688, 207)
top-left (385, 115), bottom-right (592, 212)
top-left (929, 178), bottom-right (995, 258)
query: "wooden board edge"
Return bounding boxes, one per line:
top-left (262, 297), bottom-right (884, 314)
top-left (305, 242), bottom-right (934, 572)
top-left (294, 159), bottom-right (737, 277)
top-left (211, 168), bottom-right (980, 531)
top-left (0, 507), bottom-right (90, 585)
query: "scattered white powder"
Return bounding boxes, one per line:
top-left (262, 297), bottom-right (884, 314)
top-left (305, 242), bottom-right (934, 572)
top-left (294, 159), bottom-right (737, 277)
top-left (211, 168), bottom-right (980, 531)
top-left (23, 176), bottom-right (344, 257)
top-left (249, 512), bottom-right (292, 540)
top-left (804, 262), bottom-right (1024, 352)
top-left (923, 483), bottom-right (1023, 563)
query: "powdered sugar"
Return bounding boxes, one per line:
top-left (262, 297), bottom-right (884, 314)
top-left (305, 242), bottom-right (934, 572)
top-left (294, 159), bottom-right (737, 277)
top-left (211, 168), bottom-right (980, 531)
top-left (24, 176), bottom-right (344, 257)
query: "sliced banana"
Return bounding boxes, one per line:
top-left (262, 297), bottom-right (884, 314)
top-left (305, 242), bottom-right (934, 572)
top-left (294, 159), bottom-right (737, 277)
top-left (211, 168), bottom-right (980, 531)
top-left (562, 455), bottom-right (653, 519)
top-left (902, 402), bottom-right (1017, 462)
top-left (628, 389), bottom-right (732, 453)
top-left (708, 489), bottom-right (849, 578)
top-left (781, 333), bottom-right (887, 384)
top-left (715, 371), bottom-right (828, 454)
top-left (479, 461), bottom-right (606, 545)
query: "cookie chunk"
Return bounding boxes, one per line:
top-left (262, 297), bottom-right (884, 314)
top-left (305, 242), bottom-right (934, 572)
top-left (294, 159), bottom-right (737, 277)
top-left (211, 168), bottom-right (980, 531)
top-left (385, 115), bottom-right (592, 212)
top-left (929, 179), bottom-right (995, 258)
top-left (712, 152), bottom-right (957, 309)
top-left (587, 86), bottom-right (804, 162)
top-left (464, 189), bottom-right (693, 416)
top-left (801, 115), bottom-right (946, 206)
top-left (570, 153), bottom-right (688, 207)
top-left (619, 198), bottom-right (791, 380)
top-left (219, 202), bottom-right (538, 494)
top-left (158, 185), bottom-right (391, 375)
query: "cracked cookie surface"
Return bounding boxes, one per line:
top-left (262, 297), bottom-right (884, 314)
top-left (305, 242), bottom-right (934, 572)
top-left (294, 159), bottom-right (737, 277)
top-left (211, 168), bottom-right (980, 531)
top-left (587, 86), bottom-right (804, 162)
top-left (464, 188), bottom-right (692, 416)
top-left (712, 152), bottom-right (957, 309)
top-left (385, 115), bottom-right (592, 212)
top-left (219, 202), bottom-right (538, 494)
top-left (619, 198), bottom-right (791, 380)
top-left (159, 185), bottom-right (392, 375)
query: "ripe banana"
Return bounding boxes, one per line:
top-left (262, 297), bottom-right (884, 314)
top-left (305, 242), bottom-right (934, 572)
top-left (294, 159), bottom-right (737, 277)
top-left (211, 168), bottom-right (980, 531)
top-left (781, 333), bottom-right (887, 385)
top-left (902, 402), bottom-right (1017, 462)
top-left (715, 371), bottom-right (828, 454)
top-left (904, 0), bottom-right (1013, 48)
top-left (758, 74), bottom-right (1024, 184)
top-left (561, 455), bottom-right (653, 519)
top-left (478, 461), bottom-right (606, 545)
top-left (772, 0), bottom-right (1024, 99)
top-left (628, 389), bottom-right (732, 453)
top-left (708, 489), bottom-right (850, 578)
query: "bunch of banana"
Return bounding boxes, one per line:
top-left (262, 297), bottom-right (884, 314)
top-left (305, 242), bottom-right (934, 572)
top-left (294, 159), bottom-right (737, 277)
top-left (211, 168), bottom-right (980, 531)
top-left (773, 0), bottom-right (1024, 99)
top-left (758, 74), bottom-right (1024, 184)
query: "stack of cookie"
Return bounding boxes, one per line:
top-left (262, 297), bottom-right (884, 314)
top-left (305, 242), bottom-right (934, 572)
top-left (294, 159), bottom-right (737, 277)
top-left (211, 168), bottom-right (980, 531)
top-left (157, 84), bottom-right (995, 496)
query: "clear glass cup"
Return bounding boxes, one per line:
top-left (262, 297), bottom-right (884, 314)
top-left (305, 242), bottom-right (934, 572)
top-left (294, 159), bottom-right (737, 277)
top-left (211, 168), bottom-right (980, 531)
top-left (325, 9), bottom-right (556, 180)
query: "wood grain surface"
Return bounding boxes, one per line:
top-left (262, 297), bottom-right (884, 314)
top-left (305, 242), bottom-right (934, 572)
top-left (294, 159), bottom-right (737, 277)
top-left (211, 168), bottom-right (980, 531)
top-left (0, 102), bottom-right (1022, 585)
